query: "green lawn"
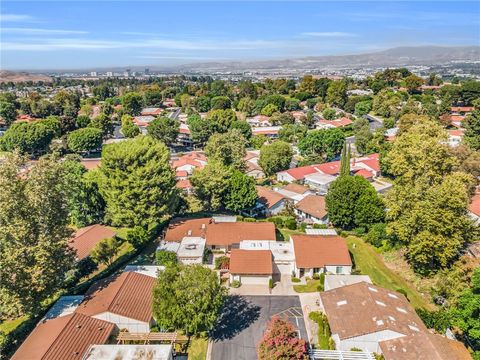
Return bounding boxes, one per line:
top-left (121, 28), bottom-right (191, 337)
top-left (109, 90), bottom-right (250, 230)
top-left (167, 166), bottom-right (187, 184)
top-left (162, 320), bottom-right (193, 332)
top-left (346, 236), bottom-right (435, 310)
top-left (0, 316), bottom-right (28, 336)
top-left (188, 336), bottom-right (208, 360)
top-left (276, 228), bottom-right (304, 241)
top-left (294, 279), bottom-right (322, 293)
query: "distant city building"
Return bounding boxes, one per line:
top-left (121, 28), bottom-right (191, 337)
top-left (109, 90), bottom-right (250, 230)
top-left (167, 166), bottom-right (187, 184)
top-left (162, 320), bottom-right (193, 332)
top-left (90, 71), bottom-right (97, 77)
top-left (145, 68), bottom-right (150, 75)
top-left (124, 69), bottom-right (131, 77)
top-left (106, 71), bottom-right (113, 77)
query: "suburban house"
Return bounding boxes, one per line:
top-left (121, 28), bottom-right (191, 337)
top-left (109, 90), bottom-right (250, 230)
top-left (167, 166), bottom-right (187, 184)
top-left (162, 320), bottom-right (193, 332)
top-left (163, 217), bottom-right (277, 252)
top-left (251, 126), bottom-right (281, 138)
top-left (246, 115), bottom-right (271, 127)
top-left (171, 151), bottom-right (207, 175)
top-left (447, 129), bottom-right (465, 147)
top-left (158, 236), bottom-right (206, 265)
top-left (80, 158), bottom-right (101, 171)
top-left (140, 107), bottom-right (162, 116)
top-left (133, 115), bottom-right (155, 130)
top-left (205, 221), bottom-right (276, 251)
top-left (294, 194), bottom-right (329, 224)
top-left (256, 186), bottom-right (287, 216)
top-left (76, 271), bottom-right (156, 332)
top-left (69, 224), bottom-right (117, 261)
top-left (291, 235), bottom-right (352, 278)
top-left (320, 282), bottom-right (471, 359)
top-left (239, 240), bottom-right (295, 275)
top-left (316, 117), bottom-right (354, 129)
top-left (11, 313), bottom-right (116, 360)
top-left (304, 172), bottom-right (337, 194)
top-left (274, 183), bottom-right (313, 203)
top-left (177, 123), bottom-right (193, 147)
top-left (451, 106), bottom-right (474, 115)
top-left (245, 150), bottom-right (265, 179)
top-left (229, 249), bottom-right (273, 286)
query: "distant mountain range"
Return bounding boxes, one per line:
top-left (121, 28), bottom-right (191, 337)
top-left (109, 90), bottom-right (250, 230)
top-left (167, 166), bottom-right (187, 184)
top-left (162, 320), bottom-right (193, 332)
top-left (170, 46), bottom-right (480, 72)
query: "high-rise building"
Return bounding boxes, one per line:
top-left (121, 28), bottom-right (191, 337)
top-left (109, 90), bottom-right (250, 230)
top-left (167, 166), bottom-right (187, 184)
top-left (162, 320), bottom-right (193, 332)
top-left (90, 71), bottom-right (97, 77)
top-left (145, 68), bottom-right (150, 75)
top-left (106, 71), bottom-right (113, 77)
top-left (124, 69), bottom-right (131, 77)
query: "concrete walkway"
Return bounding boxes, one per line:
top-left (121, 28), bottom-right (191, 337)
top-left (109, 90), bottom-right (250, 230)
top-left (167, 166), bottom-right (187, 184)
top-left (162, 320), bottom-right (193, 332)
top-left (298, 292), bottom-right (323, 345)
top-left (228, 274), bottom-right (301, 296)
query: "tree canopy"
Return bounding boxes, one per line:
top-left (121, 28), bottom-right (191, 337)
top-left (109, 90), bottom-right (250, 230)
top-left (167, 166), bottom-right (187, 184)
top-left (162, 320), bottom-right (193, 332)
top-left (259, 141), bottom-right (293, 177)
top-left (147, 116), bottom-right (180, 145)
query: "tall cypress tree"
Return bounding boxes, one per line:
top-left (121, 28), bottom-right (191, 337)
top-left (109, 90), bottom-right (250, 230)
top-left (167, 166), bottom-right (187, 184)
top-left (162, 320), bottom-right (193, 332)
top-left (340, 143), bottom-right (351, 176)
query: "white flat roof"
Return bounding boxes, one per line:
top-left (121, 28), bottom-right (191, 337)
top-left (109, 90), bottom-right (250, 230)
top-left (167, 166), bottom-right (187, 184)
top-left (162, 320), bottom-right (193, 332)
top-left (304, 172), bottom-right (336, 184)
top-left (177, 237), bottom-right (206, 258)
top-left (240, 240), bottom-right (294, 262)
top-left (124, 265), bottom-right (165, 278)
top-left (83, 344), bottom-right (173, 360)
top-left (324, 275), bottom-right (372, 291)
top-left (158, 241), bottom-right (181, 253)
top-left (305, 229), bottom-right (338, 235)
top-left (43, 295), bottom-right (85, 320)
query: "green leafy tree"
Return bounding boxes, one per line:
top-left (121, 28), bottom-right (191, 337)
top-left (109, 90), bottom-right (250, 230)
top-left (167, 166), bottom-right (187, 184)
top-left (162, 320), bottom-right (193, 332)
top-left (91, 237), bottom-right (119, 266)
top-left (62, 158), bottom-right (105, 227)
top-left (279, 124), bottom-right (307, 144)
top-left (76, 114), bottom-right (91, 128)
top-left (237, 97), bottom-right (255, 116)
top-left (0, 101), bottom-right (17, 126)
top-left (126, 226), bottom-right (150, 249)
top-left (259, 141), bottom-right (293, 176)
top-left (285, 97), bottom-right (301, 111)
top-left (0, 154), bottom-right (75, 318)
top-left (355, 100), bottom-right (372, 117)
top-left (207, 108), bottom-right (237, 133)
top-left (261, 103), bottom-right (278, 117)
top-left (90, 113), bottom-right (114, 138)
top-left (326, 175), bottom-right (384, 230)
top-left (152, 264), bottom-right (226, 335)
top-left (0, 121), bottom-right (56, 155)
top-left (93, 85), bottom-right (115, 101)
top-left (121, 114), bottom-right (140, 138)
top-left (147, 116), bottom-right (180, 145)
top-left (326, 80), bottom-right (347, 108)
top-left (155, 250), bottom-right (177, 266)
top-left (257, 316), bottom-right (308, 360)
top-left (460, 80), bottom-right (480, 105)
top-left (224, 170), bottom-right (258, 212)
top-left (464, 109), bottom-right (480, 150)
top-left (404, 74), bottom-right (424, 93)
top-left (231, 120), bottom-right (252, 140)
top-left (122, 92), bottom-right (144, 115)
top-left (99, 136), bottom-right (179, 227)
top-left (195, 96), bottom-right (211, 112)
top-left (211, 96), bottom-right (231, 110)
top-left (67, 127), bottom-right (103, 154)
top-left (205, 129), bottom-right (247, 171)
top-left (298, 128), bottom-right (345, 162)
top-left (270, 112), bottom-right (295, 126)
top-left (250, 134), bottom-right (268, 149)
top-left (190, 162), bottom-right (232, 211)
top-left (372, 89), bottom-right (402, 119)
top-left (187, 114), bottom-right (214, 147)
top-left (322, 108), bottom-right (337, 120)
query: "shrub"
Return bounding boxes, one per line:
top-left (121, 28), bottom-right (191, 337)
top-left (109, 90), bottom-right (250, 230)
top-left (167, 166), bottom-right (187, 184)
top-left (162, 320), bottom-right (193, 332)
top-left (269, 278), bottom-right (274, 289)
top-left (91, 237), bottom-right (120, 266)
top-left (312, 273), bottom-right (320, 280)
top-left (126, 226), bottom-right (150, 249)
top-left (230, 280), bottom-right (241, 288)
top-left (243, 217), bottom-right (256, 222)
top-left (320, 272), bottom-right (325, 286)
top-left (291, 277), bottom-right (301, 283)
top-left (365, 223), bottom-right (388, 248)
top-left (284, 217), bottom-right (297, 230)
top-left (313, 223), bottom-right (328, 229)
top-left (155, 250), bottom-right (177, 266)
top-left (267, 216), bottom-right (284, 228)
top-left (215, 256), bottom-right (230, 270)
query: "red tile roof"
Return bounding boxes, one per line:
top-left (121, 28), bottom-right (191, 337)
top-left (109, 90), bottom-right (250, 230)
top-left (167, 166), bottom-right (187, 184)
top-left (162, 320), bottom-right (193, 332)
top-left (315, 161), bottom-right (341, 175)
top-left (206, 222), bottom-right (276, 246)
top-left (256, 186), bottom-right (285, 209)
top-left (448, 129), bottom-right (465, 137)
top-left (80, 159), bottom-right (101, 171)
top-left (11, 313), bottom-right (115, 360)
top-left (176, 179), bottom-right (192, 189)
top-left (291, 235), bottom-right (351, 268)
top-left (469, 193), bottom-right (480, 217)
top-left (280, 165), bottom-right (320, 180)
top-left (69, 225), bottom-right (116, 260)
top-left (451, 106), bottom-right (474, 113)
top-left (229, 249), bottom-right (273, 275)
top-left (295, 195), bottom-right (327, 219)
top-left (76, 272), bottom-right (155, 323)
top-left (354, 168), bottom-right (374, 179)
top-left (164, 218), bottom-right (211, 242)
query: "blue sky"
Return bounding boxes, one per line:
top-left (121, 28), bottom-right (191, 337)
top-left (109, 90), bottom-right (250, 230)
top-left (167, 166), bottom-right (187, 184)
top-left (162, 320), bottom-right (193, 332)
top-left (1, 1), bottom-right (479, 70)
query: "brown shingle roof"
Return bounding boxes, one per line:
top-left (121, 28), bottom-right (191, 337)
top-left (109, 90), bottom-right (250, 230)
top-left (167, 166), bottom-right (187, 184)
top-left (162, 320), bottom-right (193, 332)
top-left (282, 183), bottom-right (311, 195)
top-left (206, 222), bottom-right (276, 246)
top-left (229, 249), bottom-right (273, 275)
top-left (380, 332), bottom-right (471, 360)
top-left (295, 195), bottom-right (327, 220)
top-left (11, 313), bottom-right (115, 360)
top-left (320, 282), bottom-right (427, 341)
top-left (256, 186), bottom-right (285, 209)
top-left (291, 235), bottom-right (351, 268)
top-left (164, 218), bottom-right (211, 242)
top-left (76, 272), bottom-right (155, 323)
top-left (69, 225), bottom-right (117, 260)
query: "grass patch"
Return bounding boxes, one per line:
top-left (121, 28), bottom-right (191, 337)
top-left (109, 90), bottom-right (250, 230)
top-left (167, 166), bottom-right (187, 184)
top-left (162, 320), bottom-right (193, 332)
top-left (346, 236), bottom-right (435, 310)
top-left (294, 279), bottom-right (321, 293)
top-left (188, 336), bottom-right (208, 360)
top-left (276, 228), bottom-right (304, 241)
top-left (309, 312), bottom-right (333, 350)
top-left (0, 316), bottom-right (28, 336)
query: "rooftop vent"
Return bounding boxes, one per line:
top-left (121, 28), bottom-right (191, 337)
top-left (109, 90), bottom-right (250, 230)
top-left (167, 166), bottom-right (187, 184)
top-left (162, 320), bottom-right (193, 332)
top-left (396, 307), bottom-right (407, 314)
top-left (408, 325), bottom-right (420, 332)
top-left (185, 244), bottom-right (197, 250)
top-left (187, 230), bottom-right (192, 236)
top-left (376, 320), bottom-right (384, 326)
top-left (388, 293), bottom-right (399, 299)
top-left (337, 300), bottom-right (347, 306)
top-left (375, 300), bottom-right (386, 307)
top-left (368, 286), bottom-right (378, 293)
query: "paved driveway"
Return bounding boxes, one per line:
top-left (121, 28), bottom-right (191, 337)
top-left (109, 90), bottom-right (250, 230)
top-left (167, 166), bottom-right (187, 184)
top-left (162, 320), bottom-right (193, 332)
top-left (210, 295), bottom-right (308, 360)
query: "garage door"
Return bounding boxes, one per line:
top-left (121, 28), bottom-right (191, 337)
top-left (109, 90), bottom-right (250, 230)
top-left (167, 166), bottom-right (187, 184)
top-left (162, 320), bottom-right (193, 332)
top-left (240, 275), bottom-right (269, 285)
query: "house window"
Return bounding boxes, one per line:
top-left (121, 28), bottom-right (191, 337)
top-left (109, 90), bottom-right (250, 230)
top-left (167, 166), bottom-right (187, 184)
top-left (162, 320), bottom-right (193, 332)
top-left (313, 268), bottom-right (320, 273)
top-left (336, 266), bottom-right (342, 274)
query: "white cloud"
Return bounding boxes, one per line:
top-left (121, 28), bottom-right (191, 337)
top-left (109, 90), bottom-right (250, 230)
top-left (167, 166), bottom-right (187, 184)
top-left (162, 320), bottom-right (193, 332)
top-left (0, 13), bottom-right (35, 22)
top-left (301, 32), bottom-right (358, 38)
top-left (2, 27), bottom-right (88, 35)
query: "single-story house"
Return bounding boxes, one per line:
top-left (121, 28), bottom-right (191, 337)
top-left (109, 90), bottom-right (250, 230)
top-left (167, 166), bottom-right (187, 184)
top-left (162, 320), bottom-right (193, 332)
top-left (320, 282), bottom-right (470, 359)
top-left (69, 224), bottom-right (117, 261)
top-left (76, 271), bottom-right (156, 333)
top-left (239, 240), bottom-right (295, 275)
top-left (469, 193), bottom-right (480, 225)
top-left (205, 221), bottom-right (276, 251)
top-left (274, 183), bottom-right (313, 203)
top-left (164, 217), bottom-right (211, 242)
top-left (124, 265), bottom-right (165, 278)
top-left (256, 186), bottom-right (287, 216)
top-left (304, 173), bottom-right (336, 194)
top-left (251, 126), bottom-right (281, 138)
top-left (11, 313), bottom-right (116, 360)
top-left (229, 249), bottom-right (273, 286)
top-left (245, 160), bottom-right (265, 179)
top-left (140, 107), bottom-right (162, 116)
top-left (294, 194), bottom-right (328, 224)
top-left (171, 152), bottom-right (207, 175)
top-left (291, 235), bottom-right (352, 278)
top-left (158, 237), bottom-right (205, 265)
